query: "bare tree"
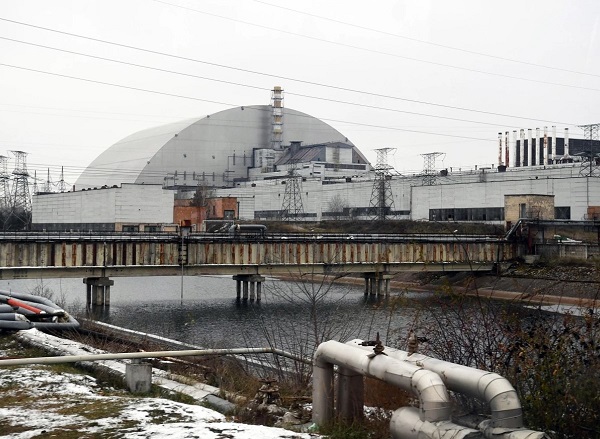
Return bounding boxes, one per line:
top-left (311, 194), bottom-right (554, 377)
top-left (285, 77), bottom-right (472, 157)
top-left (245, 242), bottom-right (389, 387)
top-left (408, 274), bottom-right (600, 437)
top-left (327, 194), bottom-right (348, 221)
top-left (190, 184), bottom-right (213, 207)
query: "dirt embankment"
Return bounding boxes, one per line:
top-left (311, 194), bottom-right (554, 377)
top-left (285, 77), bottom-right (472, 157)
top-left (282, 264), bottom-right (600, 308)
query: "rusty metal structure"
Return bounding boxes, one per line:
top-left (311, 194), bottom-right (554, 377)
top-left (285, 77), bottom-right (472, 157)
top-left (0, 233), bottom-right (512, 281)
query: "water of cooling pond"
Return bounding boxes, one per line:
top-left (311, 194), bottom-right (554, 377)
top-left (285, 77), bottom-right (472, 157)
top-left (0, 275), bottom-right (428, 350)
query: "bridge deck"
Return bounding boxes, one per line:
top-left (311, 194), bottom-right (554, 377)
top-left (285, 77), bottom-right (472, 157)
top-left (0, 233), bottom-right (514, 280)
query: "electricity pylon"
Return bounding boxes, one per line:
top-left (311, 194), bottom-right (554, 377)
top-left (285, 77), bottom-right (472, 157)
top-left (579, 123), bottom-right (600, 177)
top-left (369, 148), bottom-right (396, 221)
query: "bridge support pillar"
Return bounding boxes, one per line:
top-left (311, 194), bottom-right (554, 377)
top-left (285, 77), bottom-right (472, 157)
top-left (363, 273), bottom-right (392, 297)
top-left (364, 274), bottom-right (373, 296)
top-left (233, 275), bottom-right (266, 302)
top-left (84, 277), bottom-right (114, 308)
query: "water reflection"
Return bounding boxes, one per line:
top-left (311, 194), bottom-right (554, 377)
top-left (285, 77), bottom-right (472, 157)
top-left (0, 275), bottom-right (427, 352)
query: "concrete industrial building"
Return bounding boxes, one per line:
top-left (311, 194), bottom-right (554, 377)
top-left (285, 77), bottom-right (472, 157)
top-left (31, 88), bottom-right (600, 230)
top-left (32, 184), bottom-right (175, 232)
top-left (216, 162), bottom-right (600, 223)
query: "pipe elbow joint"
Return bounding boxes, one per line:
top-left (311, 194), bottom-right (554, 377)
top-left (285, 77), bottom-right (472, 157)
top-left (479, 373), bottom-right (523, 428)
top-left (411, 368), bottom-right (452, 422)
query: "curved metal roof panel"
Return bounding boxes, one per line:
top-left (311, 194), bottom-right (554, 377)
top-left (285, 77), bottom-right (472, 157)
top-left (75, 105), bottom-right (354, 189)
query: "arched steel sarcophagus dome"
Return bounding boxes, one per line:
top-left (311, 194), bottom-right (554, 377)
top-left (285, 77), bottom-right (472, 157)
top-left (75, 105), bottom-right (358, 190)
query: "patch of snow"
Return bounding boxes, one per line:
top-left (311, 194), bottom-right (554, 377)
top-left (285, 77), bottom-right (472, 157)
top-left (1, 331), bottom-right (320, 439)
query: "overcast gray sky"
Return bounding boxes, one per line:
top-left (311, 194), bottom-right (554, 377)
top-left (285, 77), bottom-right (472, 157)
top-left (1, 0), bottom-right (599, 187)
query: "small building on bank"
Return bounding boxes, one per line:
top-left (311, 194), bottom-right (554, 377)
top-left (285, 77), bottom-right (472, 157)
top-left (504, 194), bottom-right (556, 226)
top-left (173, 197), bottom-right (237, 231)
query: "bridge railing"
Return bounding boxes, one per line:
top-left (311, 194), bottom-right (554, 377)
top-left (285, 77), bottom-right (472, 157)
top-left (0, 231), bottom-right (505, 244)
top-left (0, 231), bottom-right (180, 241)
top-left (188, 232), bottom-right (505, 243)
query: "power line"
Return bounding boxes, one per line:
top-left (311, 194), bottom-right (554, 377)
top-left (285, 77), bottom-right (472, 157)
top-left (0, 62), bottom-right (498, 142)
top-left (0, 17), bottom-right (588, 125)
top-left (2, 36), bottom-right (577, 128)
top-left (0, 102), bottom-right (189, 121)
top-left (145, 1), bottom-right (600, 92)
top-left (252, 0), bottom-right (600, 79)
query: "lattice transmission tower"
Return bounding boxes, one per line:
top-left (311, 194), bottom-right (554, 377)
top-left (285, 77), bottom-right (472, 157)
top-left (578, 123), bottom-right (600, 177)
top-left (43, 168), bottom-right (53, 193)
top-left (369, 148), bottom-right (396, 221)
top-left (32, 170), bottom-right (39, 195)
top-left (11, 151), bottom-right (31, 225)
top-left (280, 165), bottom-right (304, 221)
top-left (421, 152), bottom-right (444, 185)
top-left (58, 166), bottom-right (67, 193)
top-left (0, 156), bottom-right (11, 210)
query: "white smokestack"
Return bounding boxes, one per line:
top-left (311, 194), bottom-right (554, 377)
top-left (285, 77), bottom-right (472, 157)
top-left (536, 128), bottom-right (541, 165)
top-left (528, 129), bottom-right (533, 166)
top-left (543, 126), bottom-right (548, 166)
top-left (551, 125), bottom-right (557, 163)
top-left (564, 128), bottom-right (570, 157)
top-left (505, 131), bottom-right (510, 167)
top-left (271, 86), bottom-right (284, 150)
top-left (498, 132), bottom-right (503, 166)
top-left (512, 130), bottom-right (517, 167)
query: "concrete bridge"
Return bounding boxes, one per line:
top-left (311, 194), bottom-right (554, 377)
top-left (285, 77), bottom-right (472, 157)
top-left (0, 232), bottom-right (516, 305)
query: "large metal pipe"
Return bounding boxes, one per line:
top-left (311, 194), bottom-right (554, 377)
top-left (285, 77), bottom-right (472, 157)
top-left (479, 419), bottom-right (547, 439)
top-left (346, 340), bottom-right (522, 428)
top-left (347, 340), bottom-right (548, 439)
top-left (313, 340), bottom-right (451, 426)
top-left (0, 346), bottom-right (309, 367)
top-left (564, 127), bottom-right (570, 157)
top-left (390, 407), bottom-right (481, 439)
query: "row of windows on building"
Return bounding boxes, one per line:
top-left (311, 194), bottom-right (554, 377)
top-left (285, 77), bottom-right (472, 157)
top-left (429, 207), bottom-right (571, 222)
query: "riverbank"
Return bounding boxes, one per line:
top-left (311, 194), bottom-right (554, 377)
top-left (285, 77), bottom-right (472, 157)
top-left (0, 329), bottom-right (319, 438)
top-left (278, 262), bottom-right (600, 308)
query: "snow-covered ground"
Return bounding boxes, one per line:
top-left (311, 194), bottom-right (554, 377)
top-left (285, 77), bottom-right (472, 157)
top-left (0, 333), bottom-right (320, 439)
